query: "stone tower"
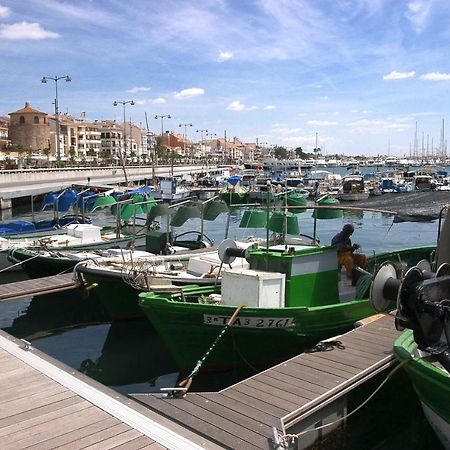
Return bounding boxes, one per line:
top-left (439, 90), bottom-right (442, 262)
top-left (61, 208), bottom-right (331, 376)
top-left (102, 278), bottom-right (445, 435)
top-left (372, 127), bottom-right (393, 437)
top-left (8, 102), bottom-right (50, 151)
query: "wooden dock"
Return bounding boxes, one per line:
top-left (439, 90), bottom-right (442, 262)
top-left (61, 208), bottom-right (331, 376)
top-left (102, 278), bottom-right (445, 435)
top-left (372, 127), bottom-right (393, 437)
top-left (0, 329), bottom-right (221, 449)
top-left (132, 314), bottom-right (402, 449)
top-left (0, 273), bottom-right (78, 302)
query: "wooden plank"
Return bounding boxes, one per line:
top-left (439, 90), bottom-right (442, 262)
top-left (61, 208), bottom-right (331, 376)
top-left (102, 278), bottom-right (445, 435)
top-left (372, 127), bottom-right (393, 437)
top-left (112, 435), bottom-right (158, 450)
top-left (304, 347), bottom-right (375, 370)
top-left (187, 393), bottom-right (273, 440)
top-left (221, 387), bottom-right (288, 418)
top-left (53, 423), bottom-right (132, 450)
top-left (347, 328), bottom-right (397, 345)
top-left (344, 330), bottom-right (394, 348)
top-left (230, 382), bottom-right (296, 412)
top-left (159, 395), bottom-right (269, 449)
top-left (4, 405), bottom-right (107, 447)
top-left (77, 429), bottom-right (145, 450)
top-left (0, 274), bottom-right (78, 302)
top-left (0, 396), bottom-right (84, 429)
top-left (0, 378), bottom-right (56, 403)
top-left (340, 335), bottom-right (395, 357)
top-left (136, 395), bottom-right (261, 450)
top-left (0, 383), bottom-right (69, 414)
top-left (265, 365), bottom-right (330, 395)
top-left (287, 357), bottom-right (353, 384)
top-left (0, 391), bottom-right (76, 419)
top-left (292, 354), bottom-right (357, 379)
top-left (247, 377), bottom-right (313, 405)
top-left (26, 417), bottom-right (123, 450)
top-left (255, 372), bottom-right (323, 401)
top-left (199, 392), bottom-right (280, 427)
top-left (0, 399), bottom-right (92, 438)
top-left (140, 442), bottom-right (167, 449)
top-left (331, 342), bottom-right (390, 362)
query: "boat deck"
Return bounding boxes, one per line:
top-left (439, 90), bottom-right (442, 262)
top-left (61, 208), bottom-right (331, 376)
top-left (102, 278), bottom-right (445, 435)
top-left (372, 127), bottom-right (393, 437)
top-left (132, 314), bottom-right (402, 449)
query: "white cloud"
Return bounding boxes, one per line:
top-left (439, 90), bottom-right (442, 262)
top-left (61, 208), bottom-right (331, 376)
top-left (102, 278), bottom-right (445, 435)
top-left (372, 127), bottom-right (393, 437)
top-left (419, 72), bottom-right (450, 81)
top-left (226, 100), bottom-right (257, 111)
top-left (134, 99), bottom-right (148, 105)
top-left (153, 97), bottom-right (166, 104)
top-left (263, 105), bottom-right (276, 110)
top-left (217, 50), bottom-right (234, 62)
top-left (0, 5), bottom-right (10, 18)
top-left (319, 96), bottom-right (329, 100)
top-left (174, 87), bottom-right (204, 99)
top-left (383, 71), bottom-right (416, 80)
top-left (307, 120), bottom-right (338, 126)
top-left (127, 87), bottom-right (151, 93)
top-left (348, 118), bottom-right (411, 133)
top-left (406, 1), bottom-right (432, 33)
top-left (0, 22), bottom-right (60, 40)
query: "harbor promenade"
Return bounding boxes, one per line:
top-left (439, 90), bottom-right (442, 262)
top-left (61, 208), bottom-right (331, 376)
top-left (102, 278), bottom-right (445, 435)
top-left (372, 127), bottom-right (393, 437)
top-left (0, 164), bottom-right (222, 208)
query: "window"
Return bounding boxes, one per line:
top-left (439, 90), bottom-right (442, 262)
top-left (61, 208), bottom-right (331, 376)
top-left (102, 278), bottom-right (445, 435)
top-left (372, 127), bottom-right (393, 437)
top-left (19, 116), bottom-right (25, 124)
top-left (34, 116), bottom-right (39, 124)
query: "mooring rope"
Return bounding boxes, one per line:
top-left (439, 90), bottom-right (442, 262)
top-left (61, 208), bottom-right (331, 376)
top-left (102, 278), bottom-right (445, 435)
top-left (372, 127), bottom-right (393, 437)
top-left (275, 358), bottom-right (411, 448)
top-left (170, 304), bottom-right (246, 396)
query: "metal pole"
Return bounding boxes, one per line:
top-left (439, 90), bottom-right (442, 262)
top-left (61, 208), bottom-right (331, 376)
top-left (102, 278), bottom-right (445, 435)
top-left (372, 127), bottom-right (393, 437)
top-left (54, 78), bottom-right (60, 167)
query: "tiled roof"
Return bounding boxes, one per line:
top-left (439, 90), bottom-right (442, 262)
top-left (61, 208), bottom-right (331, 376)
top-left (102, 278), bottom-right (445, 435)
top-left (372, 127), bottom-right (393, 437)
top-left (9, 102), bottom-right (46, 115)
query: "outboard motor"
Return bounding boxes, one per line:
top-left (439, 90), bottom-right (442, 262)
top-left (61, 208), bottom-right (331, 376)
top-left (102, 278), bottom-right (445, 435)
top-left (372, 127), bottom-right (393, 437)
top-left (370, 259), bottom-right (450, 372)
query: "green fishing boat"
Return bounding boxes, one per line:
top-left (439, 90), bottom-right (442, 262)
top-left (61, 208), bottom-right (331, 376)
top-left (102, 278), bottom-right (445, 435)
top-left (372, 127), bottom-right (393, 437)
top-left (219, 191), bottom-right (248, 205)
top-left (368, 211), bottom-right (450, 450)
top-left (393, 331), bottom-right (450, 449)
top-left (138, 241), bottom-right (434, 373)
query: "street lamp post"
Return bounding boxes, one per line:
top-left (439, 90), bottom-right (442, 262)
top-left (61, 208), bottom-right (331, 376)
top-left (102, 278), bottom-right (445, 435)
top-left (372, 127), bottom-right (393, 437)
top-left (196, 129), bottom-right (208, 161)
top-left (113, 100), bottom-right (135, 184)
top-left (41, 75), bottom-right (71, 168)
top-left (178, 123), bottom-right (192, 161)
top-left (154, 114), bottom-right (171, 140)
top-left (155, 115), bottom-right (171, 174)
top-left (206, 132), bottom-right (217, 164)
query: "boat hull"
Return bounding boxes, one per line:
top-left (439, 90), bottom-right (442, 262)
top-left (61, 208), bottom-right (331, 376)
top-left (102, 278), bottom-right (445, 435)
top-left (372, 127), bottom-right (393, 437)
top-left (394, 331), bottom-right (450, 449)
top-left (78, 267), bottom-right (219, 320)
top-left (139, 294), bottom-right (375, 372)
top-left (6, 234), bottom-right (146, 275)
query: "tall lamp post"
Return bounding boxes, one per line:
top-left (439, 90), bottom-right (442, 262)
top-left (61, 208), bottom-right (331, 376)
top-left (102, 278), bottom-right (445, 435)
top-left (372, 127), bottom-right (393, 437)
top-left (196, 129), bottom-right (208, 161)
top-left (113, 100), bottom-right (135, 184)
top-left (154, 114), bottom-right (171, 140)
top-left (41, 75), bottom-right (71, 168)
top-left (155, 115), bottom-right (171, 173)
top-left (178, 123), bottom-right (192, 161)
top-left (206, 132), bottom-right (217, 164)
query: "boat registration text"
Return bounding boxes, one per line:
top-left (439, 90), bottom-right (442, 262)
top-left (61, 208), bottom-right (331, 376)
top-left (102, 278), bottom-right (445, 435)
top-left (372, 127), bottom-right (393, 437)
top-left (203, 315), bottom-right (294, 328)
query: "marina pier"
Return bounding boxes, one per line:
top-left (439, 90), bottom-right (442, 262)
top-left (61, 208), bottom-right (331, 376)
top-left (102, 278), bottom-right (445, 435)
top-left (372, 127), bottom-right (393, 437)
top-left (0, 165), bottom-right (222, 209)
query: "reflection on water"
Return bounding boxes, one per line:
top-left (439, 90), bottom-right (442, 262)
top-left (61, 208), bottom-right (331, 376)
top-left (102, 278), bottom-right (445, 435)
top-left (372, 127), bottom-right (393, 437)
top-left (79, 319), bottom-right (178, 394)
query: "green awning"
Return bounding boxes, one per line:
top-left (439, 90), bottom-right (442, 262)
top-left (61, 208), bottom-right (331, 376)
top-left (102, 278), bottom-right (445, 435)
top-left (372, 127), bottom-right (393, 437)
top-left (239, 209), bottom-right (267, 228)
top-left (91, 195), bottom-right (117, 212)
top-left (267, 210), bottom-right (299, 235)
top-left (203, 200), bottom-right (229, 221)
top-left (312, 196), bottom-right (343, 219)
top-left (170, 205), bottom-right (202, 227)
top-left (147, 203), bottom-right (170, 222)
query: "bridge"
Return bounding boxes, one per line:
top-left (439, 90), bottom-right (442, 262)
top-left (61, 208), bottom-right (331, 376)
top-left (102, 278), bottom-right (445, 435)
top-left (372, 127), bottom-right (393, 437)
top-left (0, 164), bottom-right (223, 209)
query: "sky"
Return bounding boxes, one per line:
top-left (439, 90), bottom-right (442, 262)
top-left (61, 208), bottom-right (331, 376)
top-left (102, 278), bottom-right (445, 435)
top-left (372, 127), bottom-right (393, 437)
top-left (1, 0), bottom-right (450, 156)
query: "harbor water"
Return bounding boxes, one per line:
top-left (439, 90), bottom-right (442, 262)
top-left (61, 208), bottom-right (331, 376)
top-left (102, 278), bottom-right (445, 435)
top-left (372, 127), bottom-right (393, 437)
top-left (0, 197), bottom-right (444, 449)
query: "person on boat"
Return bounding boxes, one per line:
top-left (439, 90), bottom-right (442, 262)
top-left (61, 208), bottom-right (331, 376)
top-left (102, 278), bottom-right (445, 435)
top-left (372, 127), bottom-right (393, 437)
top-left (331, 224), bottom-right (367, 282)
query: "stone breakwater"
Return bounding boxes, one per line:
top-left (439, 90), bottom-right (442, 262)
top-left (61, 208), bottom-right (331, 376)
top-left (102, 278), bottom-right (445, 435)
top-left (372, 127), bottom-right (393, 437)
top-left (344, 191), bottom-right (450, 221)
